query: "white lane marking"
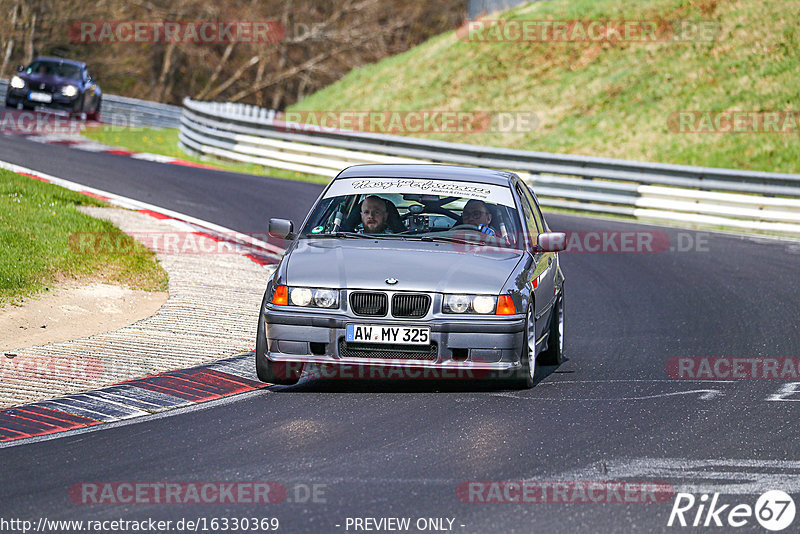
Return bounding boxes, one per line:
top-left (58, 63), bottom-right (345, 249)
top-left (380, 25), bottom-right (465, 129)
top-left (766, 382), bottom-right (800, 401)
top-left (539, 379), bottom-right (736, 384)
top-left (130, 152), bottom-right (177, 163)
top-left (492, 389), bottom-right (722, 401)
top-left (0, 159), bottom-right (284, 258)
top-left (554, 458), bottom-right (800, 495)
top-left (619, 390), bottom-right (722, 400)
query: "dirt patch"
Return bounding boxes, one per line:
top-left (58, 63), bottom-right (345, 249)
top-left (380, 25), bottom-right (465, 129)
top-left (1, 282), bottom-right (167, 351)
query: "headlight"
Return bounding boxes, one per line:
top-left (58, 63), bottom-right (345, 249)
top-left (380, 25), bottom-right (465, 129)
top-left (313, 289), bottom-right (337, 308)
top-left (10, 76), bottom-right (25, 89)
top-left (272, 286), bottom-right (339, 309)
top-left (472, 296), bottom-right (496, 314)
top-left (444, 294), bottom-right (471, 313)
top-left (61, 85), bottom-right (78, 97)
top-left (290, 287), bottom-right (312, 306)
top-left (443, 294), bottom-right (498, 314)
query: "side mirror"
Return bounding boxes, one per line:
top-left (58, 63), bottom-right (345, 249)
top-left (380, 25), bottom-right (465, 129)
top-left (537, 232), bottom-right (566, 252)
top-left (268, 218), bottom-right (295, 240)
top-left (16, 65), bottom-right (24, 72)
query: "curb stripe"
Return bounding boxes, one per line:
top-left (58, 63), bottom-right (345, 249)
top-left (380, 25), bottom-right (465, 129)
top-left (0, 354), bottom-right (267, 444)
top-left (80, 190), bottom-right (111, 201)
top-left (14, 405), bottom-right (101, 426)
top-left (0, 407), bottom-right (102, 440)
top-left (91, 385), bottom-right (192, 411)
top-left (42, 396), bottom-right (150, 421)
top-left (5, 130), bottom-right (225, 170)
top-left (137, 208), bottom-right (172, 220)
top-left (17, 171), bottom-right (50, 182)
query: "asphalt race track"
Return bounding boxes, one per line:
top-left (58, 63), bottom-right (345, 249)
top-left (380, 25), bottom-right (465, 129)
top-left (2, 134), bottom-right (800, 533)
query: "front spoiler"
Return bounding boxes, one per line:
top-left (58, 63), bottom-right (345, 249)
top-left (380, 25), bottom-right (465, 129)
top-left (263, 306), bottom-right (525, 334)
top-left (266, 353), bottom-right (520, 371)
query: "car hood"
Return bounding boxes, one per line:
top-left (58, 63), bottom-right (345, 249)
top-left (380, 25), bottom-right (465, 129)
top-left (284, 238), bottom-right (523, 294)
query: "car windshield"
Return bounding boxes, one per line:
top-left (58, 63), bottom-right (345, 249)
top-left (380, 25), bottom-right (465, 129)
top-left (299, 176), bottom-right (525, 250)
top-left (26, 61), bottom-right (82, 80)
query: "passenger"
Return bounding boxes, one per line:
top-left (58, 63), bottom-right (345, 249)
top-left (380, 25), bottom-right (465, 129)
top-left (359, 195), bottom-right (389, 234)
top-left (461, 199), bottom-right (496, 236)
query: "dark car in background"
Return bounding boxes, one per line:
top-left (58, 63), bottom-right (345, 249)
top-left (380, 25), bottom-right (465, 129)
top-left (5, 56), bottom-right (101, 119)
top-left (258, 164), bottom-right (567, 389)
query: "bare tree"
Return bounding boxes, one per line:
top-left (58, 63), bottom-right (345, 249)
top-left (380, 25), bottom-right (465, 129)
top-left (0, 0), bottom-right (465, 107)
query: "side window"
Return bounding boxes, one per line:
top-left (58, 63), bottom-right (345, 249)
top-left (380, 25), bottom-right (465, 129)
top-left (521, 185), bottom-right (545, 233)
top-left (514, 183), bottom-right (539, 249)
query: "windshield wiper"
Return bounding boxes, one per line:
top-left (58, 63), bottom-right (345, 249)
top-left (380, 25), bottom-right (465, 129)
top-left (414, 235), bottom-right (485, 245)
top-left (305, 232), bottom-right (399, 239)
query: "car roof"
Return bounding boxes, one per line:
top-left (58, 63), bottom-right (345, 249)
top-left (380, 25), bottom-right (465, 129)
top-left (336, 164), bottom-right (518, 187)
top-left (33, 56), bottom-right (86, 68)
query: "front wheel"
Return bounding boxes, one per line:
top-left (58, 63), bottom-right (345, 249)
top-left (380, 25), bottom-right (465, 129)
top-left (255, 295), bottom-right (303, 385)
top-left (87, 97), bottom-right (101, 121)
top-left (508, 305), bottom-right (536, 389)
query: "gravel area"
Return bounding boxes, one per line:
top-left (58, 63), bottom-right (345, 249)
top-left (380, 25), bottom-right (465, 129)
top-left (0, 207), bottom-right (272, 408)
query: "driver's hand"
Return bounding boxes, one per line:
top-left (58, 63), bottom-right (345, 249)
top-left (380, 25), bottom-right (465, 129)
top-left (477, 224), bottom-right (495, 236)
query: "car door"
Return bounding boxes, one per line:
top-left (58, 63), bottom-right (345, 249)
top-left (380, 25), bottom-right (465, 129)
top-left (522, 185), bottom-right (557, 326)
top-left (514, 181), bottom-right (552, 341)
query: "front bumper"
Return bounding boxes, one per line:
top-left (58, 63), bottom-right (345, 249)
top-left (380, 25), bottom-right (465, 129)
top-left (5, 89), bottom-right (81, 112)
top-left (261, 306), bottom-right (526, 371)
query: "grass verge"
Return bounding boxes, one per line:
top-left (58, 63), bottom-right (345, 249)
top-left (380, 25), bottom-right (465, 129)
top-left (0, 169), bottom-right (168, 305)
top-left (291, 0), bottom-right (800, 174)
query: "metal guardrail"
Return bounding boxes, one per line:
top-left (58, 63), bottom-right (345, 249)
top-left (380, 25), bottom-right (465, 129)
top-left (1, 79), bottom-right (181, 129)
top-left (179, 98), bottom-right (800, 234)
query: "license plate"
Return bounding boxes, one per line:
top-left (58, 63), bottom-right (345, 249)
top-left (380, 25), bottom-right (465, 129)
top-left (29, 92), bottom-right (52, 103)
top-left (346, 324), bottom-right (430, 345)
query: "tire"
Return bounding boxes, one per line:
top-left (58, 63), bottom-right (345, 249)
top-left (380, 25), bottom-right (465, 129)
top-left (255, 294), bottom-right (303, 385)
top-left (73, 95), bottom-right (87, 120)
top-left (509, 305), bottom-right (536, 389)
top-left (538, 293), bottom-right (563, 366)
top-left (87, 98), bottom-right (101, 121)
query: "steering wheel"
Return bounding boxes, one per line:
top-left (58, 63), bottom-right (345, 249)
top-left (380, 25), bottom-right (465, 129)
top-left (449, 224), bottom-right (480, 231)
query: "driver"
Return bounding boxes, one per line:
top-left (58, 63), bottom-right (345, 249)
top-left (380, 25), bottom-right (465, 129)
top-left (359, 195), bottom-right (389, 234)
top-left (461, 199), bottom-right (496, 236)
